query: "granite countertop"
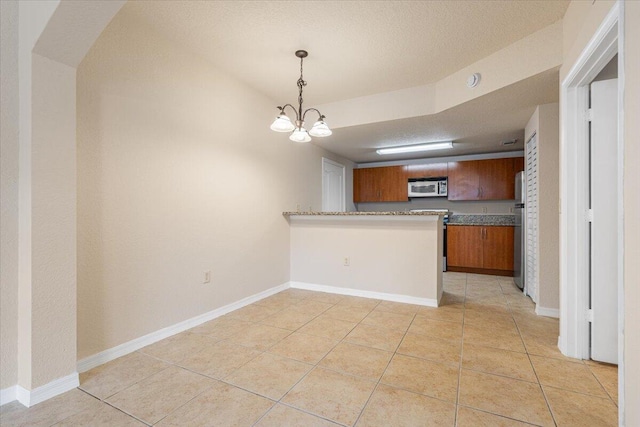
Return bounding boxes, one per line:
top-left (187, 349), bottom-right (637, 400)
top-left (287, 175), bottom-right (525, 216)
top-left (447, 214), bottom-right (516, 226)
top-left (283, 211), bottom-right (447, 216)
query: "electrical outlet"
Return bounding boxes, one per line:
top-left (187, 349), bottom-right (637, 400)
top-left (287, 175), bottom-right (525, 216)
top-left (343, 257), bottom-right (350, 266)
top-left (482, 206), bottom-right (488, 213)
top-left (203, 271), bottom-right (211, 284)
top-left (510, 207), bottom-right (515, 213)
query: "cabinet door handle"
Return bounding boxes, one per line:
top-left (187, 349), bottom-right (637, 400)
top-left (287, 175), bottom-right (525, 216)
top-left (477, 187), bottom-right (481, 198)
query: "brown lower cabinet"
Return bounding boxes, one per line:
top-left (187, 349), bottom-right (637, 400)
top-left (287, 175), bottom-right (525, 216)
top-left (447, 225), bottom-right (514, 276)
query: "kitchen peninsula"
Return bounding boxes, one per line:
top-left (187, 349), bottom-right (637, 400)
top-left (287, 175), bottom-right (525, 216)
top-left (284, 211), bottom-right (445, 306)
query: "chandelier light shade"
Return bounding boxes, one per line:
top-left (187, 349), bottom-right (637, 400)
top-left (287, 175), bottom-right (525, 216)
top-left (309, 119), bottom-right (332, 137)
top-left (270, 50), bottom-right (332, 142)
top-left (290, 127), bottom-right (312, 143)
top-left (270, 113), bottom-right (296, 132)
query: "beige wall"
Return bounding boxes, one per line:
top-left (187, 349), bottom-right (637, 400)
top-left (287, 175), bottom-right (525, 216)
top-left (1, 0), bottom-right (19, 390)
top-left (289, 216), bottom-right (442, 303)
top-left (29, 53), bottom-right (78, 388)
top-left (623, 2), bottom-right (640, 424)
top-left (76, 11), bottom-right (353, 360)
top-left (13, 0), bottom-right (79, 392)
top-left (525, 103), bottom-right (560, 312)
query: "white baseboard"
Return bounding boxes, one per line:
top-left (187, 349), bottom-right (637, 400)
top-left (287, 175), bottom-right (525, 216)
top-left (1, 385), bottom-right (17, 406)
top-left (290, 281), bottom-right (438, 307)
top-left (12, 372), bottom-right (79, 408)
top-left (536, 305), bottom-right (560, 318)
top-left (77, 282), bottom-right (290, 373)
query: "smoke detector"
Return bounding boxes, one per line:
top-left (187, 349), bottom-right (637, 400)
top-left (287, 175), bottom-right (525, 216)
top-left (466, 73), bottom-right (481, 88)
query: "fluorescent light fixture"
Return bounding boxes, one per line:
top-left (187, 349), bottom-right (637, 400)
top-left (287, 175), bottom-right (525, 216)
top-left (376, 141), bottom-right (453, 155)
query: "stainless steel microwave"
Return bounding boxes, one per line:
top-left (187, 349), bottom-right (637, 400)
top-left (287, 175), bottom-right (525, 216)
top-left (408, 178), bottom-right (448, 197)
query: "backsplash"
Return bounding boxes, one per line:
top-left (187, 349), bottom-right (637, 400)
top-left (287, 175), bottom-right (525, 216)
top-left (448, 214), bottom-right (516, 226)
top-left (355, 198), bottom-right (514, 215)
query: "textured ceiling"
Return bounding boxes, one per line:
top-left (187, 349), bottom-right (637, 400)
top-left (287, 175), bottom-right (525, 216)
top-left (321, 69), bottom-right (560, 163)
top-left (122, 0), bottom-right (569, 105)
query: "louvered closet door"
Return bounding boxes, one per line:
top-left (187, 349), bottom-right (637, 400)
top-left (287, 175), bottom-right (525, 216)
top-left (525, 134), bottom-right (538, 303)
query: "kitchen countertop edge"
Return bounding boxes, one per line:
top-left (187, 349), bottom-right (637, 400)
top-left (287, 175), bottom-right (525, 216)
top-left (283, 211), bottom-right (447, 216)
top-left (447, 223), bottom-right (516, 227)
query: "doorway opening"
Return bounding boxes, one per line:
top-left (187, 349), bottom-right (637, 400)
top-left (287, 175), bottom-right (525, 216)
top-left (321, 158), bottom-right (346, 212)
top-left (559, 0), bottom-right (624, 419)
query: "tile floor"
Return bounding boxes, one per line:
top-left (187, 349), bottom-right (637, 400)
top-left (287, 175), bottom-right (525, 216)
top-left (0, 273), bottom-right (618, 426)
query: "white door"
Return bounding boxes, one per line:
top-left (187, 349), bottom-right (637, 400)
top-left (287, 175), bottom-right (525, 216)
top-left (525, 134), bottom-right (538, 303)
top-left (322, 158), bottom-right (345, 212)
top-left (590, 78), bottom-right (618, 364)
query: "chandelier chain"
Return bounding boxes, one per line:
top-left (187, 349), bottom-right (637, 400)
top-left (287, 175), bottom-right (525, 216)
top-left (297, 56), bottom-right (307, 121)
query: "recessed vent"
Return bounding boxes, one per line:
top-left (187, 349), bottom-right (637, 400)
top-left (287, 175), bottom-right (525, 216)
top-left (502, 139), bottom-right (517, 146)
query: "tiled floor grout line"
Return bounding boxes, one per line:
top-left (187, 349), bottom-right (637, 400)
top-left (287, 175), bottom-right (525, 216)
top-left (475, 280), bottom-right (616, 421)
top-left (509, 290), bottom-right (559, 427)
top-left (455, 403), bottom-right (541, 426)
top-left (540, 382), bottom-right (620, 402)
top-left (55, 277), bottom-right (617, 427)
top-left (250, 295), bottom-right (375, 427)
top-left (47, 390), bottom-right (102, 427)
top-left (263, 299), bottom-right (379, 426)
top-left (93, 349), bottom-right (270, 426)
top-left (101, 399), bottom-right (152, 427)
top-left (256, 401), bottom-right (348, 427)
top-left (128, 295), bottom-right (335, 426)
top-left (77, 381), bottom-right (157, 427)
top-left (301, 300), bottom-right (384, 426)
top-left (91, 361), bottom-right (175, 399)
top-left (582, 362), bottom-right (617, 405)
top-left (453, 274), bottom-right (468, 426)
top-left (461, 275), bottom-right (561, 427)
top-left (351, 310), bottom-right (418, 427)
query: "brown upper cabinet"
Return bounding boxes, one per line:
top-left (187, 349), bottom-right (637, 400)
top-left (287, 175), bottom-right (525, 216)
top-left (405, 163), bottom-right (448, 179)
top-left (448, 157), bottom-right (524, 201)
top-left (353, 166), bottom-right (408, 203)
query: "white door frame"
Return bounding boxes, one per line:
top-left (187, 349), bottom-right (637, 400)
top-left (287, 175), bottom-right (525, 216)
top-left (559, 0), bottom-right (624, 418)
top-left (321, 157), bottom-right (346, 212)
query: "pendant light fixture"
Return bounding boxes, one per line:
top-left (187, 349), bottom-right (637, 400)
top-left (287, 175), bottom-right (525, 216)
top-left (270, 50), bottom-right (332, 142)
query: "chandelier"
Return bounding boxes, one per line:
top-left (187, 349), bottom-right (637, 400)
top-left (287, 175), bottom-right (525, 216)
top-left (270, 50), bottom-right (332, 142)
